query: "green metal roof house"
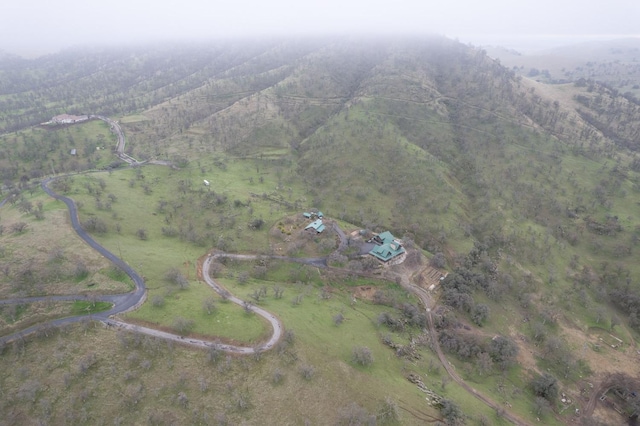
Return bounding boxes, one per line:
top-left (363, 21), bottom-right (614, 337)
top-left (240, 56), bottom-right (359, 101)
top-left (371, 231), bottom-right (396, 246)
top-left (369, 231), bottom-right (405, 262)
top-left (305, 219), bottom-right (325, 233)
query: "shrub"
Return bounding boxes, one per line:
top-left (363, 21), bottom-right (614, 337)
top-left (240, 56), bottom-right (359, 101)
top-left (352, 346), bottom-right (374, 366)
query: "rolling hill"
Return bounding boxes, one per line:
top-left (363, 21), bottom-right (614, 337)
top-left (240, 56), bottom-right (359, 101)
top-left (2, 36), bottom-right (640, 425)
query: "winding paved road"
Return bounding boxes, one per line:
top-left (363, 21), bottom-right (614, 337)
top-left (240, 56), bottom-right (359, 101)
top-left (0, 178), bottom-right (294, 353)
top-left (91, 115), bottom-right (141, 165)
top-left (0, 116), bottom-right (535, 424)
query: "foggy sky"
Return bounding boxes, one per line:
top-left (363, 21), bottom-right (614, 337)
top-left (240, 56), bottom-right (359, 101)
top-left (2, 0), bottom-right (639, 56)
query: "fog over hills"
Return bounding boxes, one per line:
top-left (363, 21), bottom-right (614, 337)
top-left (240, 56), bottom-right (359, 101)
top-left (2, 0), bottom-right (639, 56)
top-left (2, 34), bottom-right (640, 425)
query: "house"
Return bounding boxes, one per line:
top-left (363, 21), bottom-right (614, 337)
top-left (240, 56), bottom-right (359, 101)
top-left (52, 114), bottom-right (89, 124)
top-left (371, 231), bottom-right (395, 245)
top-left (369, 231), bottom-right (405, 262)
top-left (70, 149), bottom-right (77, 156)
top-left (305, 219), bottom-right (325, 233)
top-left (303, 211), bottom-right (323, 219)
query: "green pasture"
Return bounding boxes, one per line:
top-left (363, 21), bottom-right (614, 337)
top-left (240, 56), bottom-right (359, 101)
top-left (126, 280), bottom-right (268, 343)
top-left (71, 301), bottom-right (112, 315)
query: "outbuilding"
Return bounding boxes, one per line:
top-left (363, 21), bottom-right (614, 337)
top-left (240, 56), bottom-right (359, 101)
top-left (305, 219), bottom-right (325, 233)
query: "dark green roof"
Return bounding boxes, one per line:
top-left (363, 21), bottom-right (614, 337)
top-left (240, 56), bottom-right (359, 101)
top-left (369, 241), bottom-right (405, 261)
top-left (305, 219), bottom-right (325, 233)
top-left (377, 231), bottom-right (395, 244)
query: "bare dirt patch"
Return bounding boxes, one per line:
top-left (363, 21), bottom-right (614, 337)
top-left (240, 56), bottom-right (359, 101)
top-left (352, 286), bottom-right (378, 302)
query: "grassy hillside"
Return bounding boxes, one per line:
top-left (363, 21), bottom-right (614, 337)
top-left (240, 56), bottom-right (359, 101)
top-left (3, 36), bottom-right (640, 424)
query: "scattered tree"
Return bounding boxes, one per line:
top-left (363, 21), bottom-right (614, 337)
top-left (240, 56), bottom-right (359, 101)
top-left (165, 268), bottom-right (189, 289)
top-left (352, 346), bottom-right (374, 366)
top-left (151, 295), bottom-right (165, 308)
top-left (489, 335), bottom-right (519, 370)
top-left (439, 399), bottom-right (464, 425)
top-left (377, 397), bottom-right (399, 424)
top-left (430, 252), bottom-right (446, 268)
top-left (299, 364), bottom-right (315, 380)
top-left (11, 222), bottom-right (28, 233)
top-left (471, 303), bottom-right (490, 326)
top-left (173, 317), bottom-right (195, 335)
top-left (531, 373), bottom-right (559, 402)
top-left (177, 391), bottom-right (189, 408)
top-left (202, 297), bottom-right (216, 314)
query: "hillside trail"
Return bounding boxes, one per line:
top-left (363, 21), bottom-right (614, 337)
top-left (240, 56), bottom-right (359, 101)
top-left (2, 115), bottom-right (542, 424)
top-left (394, 271), bottom-right (532, 426)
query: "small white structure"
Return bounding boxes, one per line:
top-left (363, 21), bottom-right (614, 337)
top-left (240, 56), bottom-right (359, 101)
top-left (203, 180), bottom-right (210, 186)
top-left (52, 114), bottom-right (89, 124)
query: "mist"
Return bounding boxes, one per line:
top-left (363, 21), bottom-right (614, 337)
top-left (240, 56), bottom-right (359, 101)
top-left (2, 0), bottom-right (639, 56)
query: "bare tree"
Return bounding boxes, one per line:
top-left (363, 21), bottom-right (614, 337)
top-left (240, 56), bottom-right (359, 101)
top-left (352, 346), bottom-right (374, 366)
top-left (11, 222), bottom-right (28, 233)
top-left (207, 345), bottom-right (221, 364)
top-left (273, 285), bottom-right (285, 299)
top-left (272, 368), bottom-right (284, 385)
top-left (202, 297), bottom-right (216, 314)
top-left (173, 317), bottom-right (195, 335)
top-left (177, 391), bottom-right (189, 408)
top-left (299, 364), bottom-right (315, 380)
top-left (476, 352), bottom-right (493, 376)
top-left (377, 397), bottom-right (399, 424)
top-left (165, 268), bottom-right (189, 289)
top-left (237, 271), bottom-right (250, 285)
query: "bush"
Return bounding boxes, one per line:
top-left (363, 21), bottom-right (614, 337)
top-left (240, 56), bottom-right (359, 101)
top-left (299, 364), bottom-right (315, 380)
top-left (352, 346), bottom-right (374, 366)
top-left (173, 317), bottom-right (195, 335)
top-left (430, 252), bottom-right (446, 268)
top-left (439, 399), bottom-right (464, 425)
top-left (81, 217), bottom-right (107, 233)
top-left (165, 267), bottom-right (189, 289)
top-left (530, 373), bottom-right (558, 402)
top-left (151, 295), bottom-right (165, 307)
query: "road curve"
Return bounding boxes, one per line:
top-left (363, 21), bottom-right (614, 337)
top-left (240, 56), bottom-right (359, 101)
top-left (90, 115), bottom-right (141, 165)
top-left (202, 254), bottom-right (283, 352)
top-left (0, 117), bottom-right (287, 353)
top-left (40, 177), bottom-right (146, 318)
top-left (0, 179), bottom-right (288, 354)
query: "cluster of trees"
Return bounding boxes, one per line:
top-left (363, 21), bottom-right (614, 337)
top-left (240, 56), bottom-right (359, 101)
top-left (438, 330), bottom-right (518, 371)
top-left (439, 243), bottom-right (498, 326)
top-left (377, 302), bottom-right (427, 332)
